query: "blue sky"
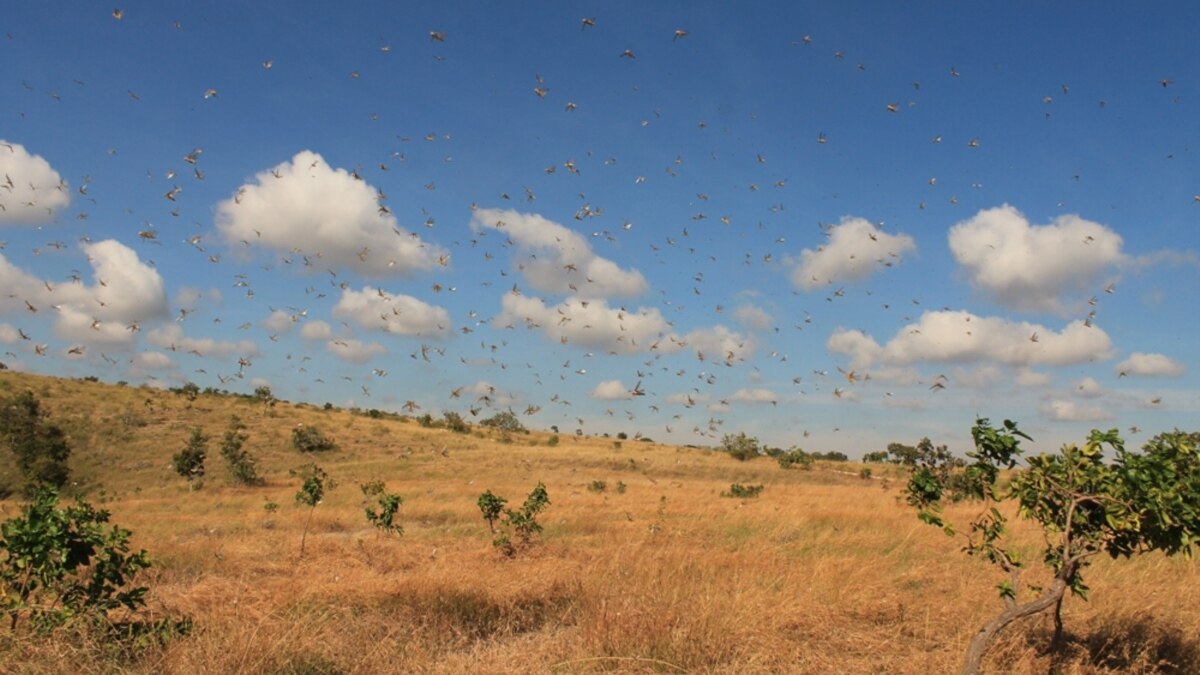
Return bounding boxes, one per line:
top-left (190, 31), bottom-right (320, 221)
top-left (1, 2), bottom-right (1196, 456)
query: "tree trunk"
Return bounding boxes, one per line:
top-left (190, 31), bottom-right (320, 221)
top-left (960, 576), bottom-right (1069, 675)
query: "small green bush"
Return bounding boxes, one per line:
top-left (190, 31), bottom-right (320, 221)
top-left (776, 447), bottom-right (813, 470)
top-left (0, 487), bottom-right (151, 632)
top-left (220, 416), bottom-right (263, 486)
top-left (721, 483), bottom-right (764, 498)
top-left (292, 425), bottom-right (336, 453)
top-left (587, 480), bottom-right (607, 493)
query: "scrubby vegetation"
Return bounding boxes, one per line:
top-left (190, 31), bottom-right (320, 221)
top-left (0, 372), bottom-right (1195, 674)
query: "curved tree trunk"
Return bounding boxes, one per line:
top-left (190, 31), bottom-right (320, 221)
top-left (960, 576), bottom-right (1069, 675)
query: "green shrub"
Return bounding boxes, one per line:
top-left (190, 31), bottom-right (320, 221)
top-left (721, 432), bottom-right (761, 461)
top-left (546, 434), bottom-right (559, 447)
top-left (0, 487), bottom-right (151, 632)
top-left (477, 483), bottom-right (550, 556)
top-left (480, 411), bottom-right (526, 434)
top-left (364, 492), bottom-right (403, 537)
top-left (721, 483), bottom-right (764, 498)
top-left (0, 390), bottom-right (71, 493)
top-left (443, 411), bottom-right (470, 434)
top-left (776, 447), bottom-right (813, 470)
top-left (587, 480), bottom-right (607, 493)
top-left (292, 425), bottom-right (336, 453)
top-left (219, 416), bottom-right (263, 486)
top-left (172, 427), bottom-right (207, 486)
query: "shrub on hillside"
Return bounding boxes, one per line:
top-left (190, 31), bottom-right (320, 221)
top-left (0, 391), bottom-right (71, 494)
top-left (292, 425), bottom-right (336, 453)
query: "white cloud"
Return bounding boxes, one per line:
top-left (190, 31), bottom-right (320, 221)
top-left (496, 294), bottom-right (672, 354)
top-left (730, 388), bottom-right (777, 405)
top-left (0, 240), bottom-right (166, 347)
top-left (1114, 352), bottom-right (1185, 378)
top-left (215, 150), bottom-right (447, 277)
top-left (174, 287), bottom-right (221, 310)
top-left (146, 324), bottom-right (258, 358)
top-left (1014, 367), bottom-right (1051, 387)
top-left (1073, 377), bottom-right (1104, 398)
top-left (733, 304), bottom-right (773, 331)
top-left (949, 205), bottom-right (1125, 313)
top-left (0, 323), bottom-right (19, 344)
top-left (132, 351), bottom-right (174, 370)
top-left (0, 141), bottom-right (70, 225)
top-left (325, 338), bottom-right (386, 364)
top-left (332, 286), bottom-right (450, 338)
top-left (300, 320), bottom-right (333, 341)
top-left (788, 217), bottom-right (915, 290)
top-left (591, 380), bottom-right (633, 400)
top-left (951, 365), bottom-right (1005, 389)
top-left (262, 309), bottom-right (294, 333)
top-left (471, 208), bottom-right (648, 298)
top-left (830, 312), bottom-right (1108, 372)
top-left (1042, 400), bottom-right (1113, 422)
top-left (829, 311), bottom-right (1113, 372)
top-left (684, 326), bottom-right (755, 364)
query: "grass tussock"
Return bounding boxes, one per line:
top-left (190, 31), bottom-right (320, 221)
top-left (0, 371), bottom-right (1197, 673)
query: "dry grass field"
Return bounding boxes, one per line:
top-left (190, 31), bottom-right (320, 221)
top-left (1, 371), bottom-right (1197, 674)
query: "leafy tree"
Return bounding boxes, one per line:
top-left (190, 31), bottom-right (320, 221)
top-left (906, 420), bottom-right (1200, 674)
top-left (721, 432), bottom-right (761, 461)
top-left (0, 487), bottom-right (151, 632)
top-left (219, 416), bottom-right (263, 486)
top-left (172, 427), bottom-right (207, 486)
top-left (0, 391), bottom-right (71, 493)
top-left (862, 450), bottom-right (890, 463)
top-left (292, 464), bottom-right (334, 557)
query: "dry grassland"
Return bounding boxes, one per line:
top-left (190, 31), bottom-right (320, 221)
top-left (0, 371), bottom-right (1197, 673)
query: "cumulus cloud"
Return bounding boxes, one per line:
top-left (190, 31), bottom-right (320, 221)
top-left (1014, 367), bottom-right (1051, 387)
top-left (470, 208), bottom-right (648, 298)
top-left (828, 311), bottom-right (1113, 370)
top-left (1073, 377), bottom-right (1104, 398)
top-left (326, 338), bottom-right (386, 364)
top-left (949, 205), bottom-right (1125, 313)
top-left (0, 240), bottom-right (166, 347)
top-left (496, 294), bottom-right (672, 354)
top-left (684, 325), bottom-right (755, 364)
top-left (146, 324), bottom-right (258, 358)
top-left (788, 217), bottom-right (915, 290)
top-left (262, 309), bottom-right (295, 334)
top-left (0, 323), bottom-right (19, 344)
top-left (1114, 352), bottom-right (1185, 378)
top-left (1042, 400), bottom-right (1113, 422)
top-left (131, 351), bottom-right (174, 370)
top-left (0, 141), bottom-right (70, 225)
top-left (730, 388), bottom-right (777, 405)
top-left (300, 320), bottom-right (333, 341)
top-left (591, 380), bottom-right (633, 400)
top-left (733, 304), bottom-right (773, 331)
top-left (215, 150), bottom-right (447, 277)
top-left (332, 286), bottom-right (450, 338)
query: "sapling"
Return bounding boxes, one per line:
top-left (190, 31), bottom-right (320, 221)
top-left (292, 464), bottom-right (334, 558)
top-left (172, 427), bottom-right (207, 487)
top-left (906, 420), bottom-right (1200, 674)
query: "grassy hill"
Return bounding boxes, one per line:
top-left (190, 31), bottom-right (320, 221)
top-left (0, 370), bottom-right (1196, 673)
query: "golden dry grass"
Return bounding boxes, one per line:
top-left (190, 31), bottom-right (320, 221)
top-left (1, 371), bottom-right (1197, 674)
